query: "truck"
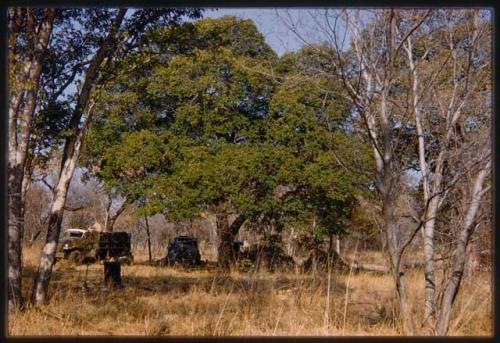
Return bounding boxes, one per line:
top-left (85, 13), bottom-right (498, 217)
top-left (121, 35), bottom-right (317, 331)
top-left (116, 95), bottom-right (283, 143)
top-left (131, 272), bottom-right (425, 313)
top-left (162, 236), bottom-right (202, 266)
top-left (56, 228), bottom-right (133, 265)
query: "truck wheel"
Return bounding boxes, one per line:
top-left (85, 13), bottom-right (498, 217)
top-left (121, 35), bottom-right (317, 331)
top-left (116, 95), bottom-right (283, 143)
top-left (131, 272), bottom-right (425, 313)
top-left (68, 250), bottom-right (83, 265)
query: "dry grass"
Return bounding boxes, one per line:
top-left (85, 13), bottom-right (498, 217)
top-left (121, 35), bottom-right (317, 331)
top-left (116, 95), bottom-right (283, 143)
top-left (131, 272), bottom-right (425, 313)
top-left (8, 244), bottom-right (492, 336)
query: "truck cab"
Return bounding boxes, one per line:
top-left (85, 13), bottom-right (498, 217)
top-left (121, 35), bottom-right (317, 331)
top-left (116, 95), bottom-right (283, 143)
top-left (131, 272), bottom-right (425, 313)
top-left (56, 228), bottom-right (133, 265)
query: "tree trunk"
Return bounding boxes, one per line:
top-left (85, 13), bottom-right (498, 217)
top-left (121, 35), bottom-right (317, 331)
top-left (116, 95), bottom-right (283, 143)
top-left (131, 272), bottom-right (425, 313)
top-left (144, 215), bottom-right (152, 263)
top-left (384, 198), bottom-right (417, 335)
top-left (103, 261), bottom-right (122, 290)
top-left (31, 107), bottom-right (94, 305)
top-left (104, 198), bottom-right (127, 233)
top-left (406, 36), bottom-right (438, 322)
top-left (216, 213), bottom-right (232, 270)
top-left (7, 165), bottom-right (25, 311)
top-left (422, 199), bottom-right (438, 322)
top-left (31, 10), bottom-right (126, 306)
top-left (392, 261), bottom-right (415, 335)
top-left (435, 161), bottom-right (490, 335)
top-left (7, 8), bottom-right (55, 311)
top-left (105, 217), bottom-right (116, 233)
top-left (31, 166), bottom-right (79, 304)
top-left (403, 12), bottom-right (483, 329)
top-left (215, 213), bottom-right (246, 270)
top-left (30, 207), bottom-right (64, 304)
top-left (378, 28), bottom-right (416, 332)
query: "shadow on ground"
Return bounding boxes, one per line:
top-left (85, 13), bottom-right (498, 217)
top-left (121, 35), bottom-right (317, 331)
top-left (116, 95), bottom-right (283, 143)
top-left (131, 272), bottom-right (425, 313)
top-left (21, 262), bottom-right (349, 301)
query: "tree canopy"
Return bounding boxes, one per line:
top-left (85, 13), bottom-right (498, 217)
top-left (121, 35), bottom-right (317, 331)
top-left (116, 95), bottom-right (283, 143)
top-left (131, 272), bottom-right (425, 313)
top-left (83, 15), bottom-right (373, 266)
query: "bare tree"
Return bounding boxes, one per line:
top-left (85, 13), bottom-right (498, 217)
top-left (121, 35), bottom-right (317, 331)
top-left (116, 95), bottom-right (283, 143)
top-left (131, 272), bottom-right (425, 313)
top-left (401, 9), bottom-right (491, 332)
top-left (314, 9), bottom-right (424, 334)
top-left (435, 160), bottom-right (490, 334)
top-left (90, 181), bottom-right (130, 232)
top-left (277, 8), bottom-right (491, 335)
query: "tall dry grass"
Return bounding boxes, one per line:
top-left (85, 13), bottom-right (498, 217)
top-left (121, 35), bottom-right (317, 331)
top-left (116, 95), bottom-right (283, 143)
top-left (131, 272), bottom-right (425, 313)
top-left (8, 244), bottom-right (492, 336)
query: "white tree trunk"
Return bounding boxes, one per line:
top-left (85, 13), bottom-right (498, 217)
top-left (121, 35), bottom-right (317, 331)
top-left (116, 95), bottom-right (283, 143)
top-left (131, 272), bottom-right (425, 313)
top-left (346, 10), bottom-right (419, 334)
top-left (404, 10), bottom-right (482, 329)
top-left (31, 9), bottom-right (126, 305)
top-left (7, 8), bottom-right (55, 311)
top-left (404, 36), bottom-right (438, 322)
top-left (31, 108), bottom-right (94, 305)
top-left (435, 160), bottom-right (490, 335)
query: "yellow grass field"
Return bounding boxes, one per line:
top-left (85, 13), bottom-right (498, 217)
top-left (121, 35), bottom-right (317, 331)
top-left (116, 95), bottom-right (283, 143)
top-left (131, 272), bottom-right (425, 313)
top-left (8, 244), bottom-right (492, 336)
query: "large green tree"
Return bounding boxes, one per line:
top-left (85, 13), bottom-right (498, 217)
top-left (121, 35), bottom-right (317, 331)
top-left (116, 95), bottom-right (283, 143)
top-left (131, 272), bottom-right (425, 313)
top-left (84, 16), bottom-right (372, 270)
top-left (85, 16), bottom-right (277, 269)
top-left (255, 48), bottom-right (373, 251)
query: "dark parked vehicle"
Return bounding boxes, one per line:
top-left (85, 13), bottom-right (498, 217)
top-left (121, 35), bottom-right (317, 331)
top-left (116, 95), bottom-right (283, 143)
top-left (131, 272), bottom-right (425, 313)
top-left (56, 228), bottom-right (133, 265)
top-left (164, 236), bottom-right (201, 266)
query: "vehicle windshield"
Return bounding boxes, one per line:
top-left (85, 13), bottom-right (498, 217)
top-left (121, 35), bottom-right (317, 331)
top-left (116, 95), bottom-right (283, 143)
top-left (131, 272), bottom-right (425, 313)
top-left (67, 231), bottom-right (83, 238)
top-left (176, 238), bottom-right (194, 243)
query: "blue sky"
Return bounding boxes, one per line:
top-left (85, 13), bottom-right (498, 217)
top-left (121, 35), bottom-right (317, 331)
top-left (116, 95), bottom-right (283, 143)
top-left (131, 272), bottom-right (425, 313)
top-left (63, 8), bottom-right (314, 98)
top-left (204, 8), bottom-right (305, 56)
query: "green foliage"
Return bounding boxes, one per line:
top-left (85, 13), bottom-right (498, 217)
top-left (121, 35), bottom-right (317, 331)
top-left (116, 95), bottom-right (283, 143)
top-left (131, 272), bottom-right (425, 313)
top-left (254, 48), bottom-right (373, 237)
top-left (83, 15), bottom-right (375, 238)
